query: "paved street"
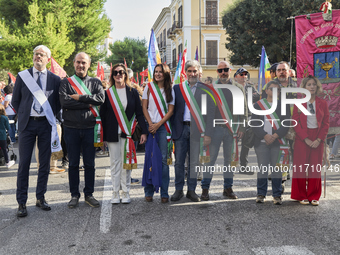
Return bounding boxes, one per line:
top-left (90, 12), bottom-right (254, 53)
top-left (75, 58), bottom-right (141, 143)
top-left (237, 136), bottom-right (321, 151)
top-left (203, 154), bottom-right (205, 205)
top-left (0, 144), bottom-right (340, 255)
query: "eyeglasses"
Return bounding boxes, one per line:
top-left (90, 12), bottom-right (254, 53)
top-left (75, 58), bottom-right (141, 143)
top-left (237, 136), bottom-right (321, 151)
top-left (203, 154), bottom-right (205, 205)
top-left (277, 69), bottom-right (287, 72)
top-left (113, 70), bottom-right (125, 76)
top-left (217, 68), bottom-right (230, 73)
top-left (239, 73), bottom-right (248, 77)
top-left (34, 52), bottom-right (47, 57)
top-left (309, 103), bottom-right (315, 114)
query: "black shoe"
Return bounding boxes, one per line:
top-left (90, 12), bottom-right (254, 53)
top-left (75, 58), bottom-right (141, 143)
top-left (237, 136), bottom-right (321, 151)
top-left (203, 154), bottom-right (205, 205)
top-left (186, 190), bottom-right (201, 202)
top-left (36, 199), bottom-right (51, 211)
top-left (17, 204), bottom-right (27, 217)
top-left (131, 178), bottom-right (140, 185)
top-left (85, 196), bottom-right (100, 208)
top-left (170, 190), bottom-right (184, 201)
top-left (68, 196), bottom-right (79, 209)
top-left (201, 189), bottom-right (210, 201)
top-left (223, 188), bottom-right (238, 199)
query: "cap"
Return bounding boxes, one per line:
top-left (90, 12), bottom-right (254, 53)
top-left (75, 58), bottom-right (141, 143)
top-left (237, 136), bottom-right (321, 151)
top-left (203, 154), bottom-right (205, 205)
top-left (267, 63), bottom-right (279, 72)
top-left (234, 67), bottom-right (249, 77)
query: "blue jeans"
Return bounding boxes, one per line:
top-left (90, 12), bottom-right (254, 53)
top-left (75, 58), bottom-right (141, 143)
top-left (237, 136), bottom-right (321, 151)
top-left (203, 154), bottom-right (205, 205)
top-left (64, 127), bottom-right (96, 198)
top-left (144, 124), bottom-right (170, 198)
top-left (254, 142), bottom-right (282, 197)
top-left (8, 115), bottom-right (16, 143)
top-left (201, 126), bottom-right (233, 189)
top-left (173, 125), bottom-right (199, 191)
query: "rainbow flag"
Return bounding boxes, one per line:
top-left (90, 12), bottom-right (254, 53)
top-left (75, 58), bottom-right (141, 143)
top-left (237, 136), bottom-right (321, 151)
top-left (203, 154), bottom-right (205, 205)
top-left (258, 46), bottom-right (271, 91)
top-left (173, 52), bottom-right (182, 84)
top-left (180, 40), bottom-right (188, 82)
top-left (195, 46), bottom-right (199, 61)
top-left (148, 29), bottom-right (161, 81)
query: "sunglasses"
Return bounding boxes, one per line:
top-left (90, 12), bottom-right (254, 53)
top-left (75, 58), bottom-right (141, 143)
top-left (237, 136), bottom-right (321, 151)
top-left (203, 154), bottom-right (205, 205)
top-left (309, 104), bottom-right (315, 114)
top-left (217, 68), bottom-right (230, 73)
top-left (239, 73), bottom-right (248, 77)
top-left (113, 70), bottom-right (125, 76)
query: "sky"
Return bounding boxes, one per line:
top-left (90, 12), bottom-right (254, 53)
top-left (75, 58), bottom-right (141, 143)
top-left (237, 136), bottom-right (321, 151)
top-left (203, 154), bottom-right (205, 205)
top-left (104, 0), bottom-right (171, 43)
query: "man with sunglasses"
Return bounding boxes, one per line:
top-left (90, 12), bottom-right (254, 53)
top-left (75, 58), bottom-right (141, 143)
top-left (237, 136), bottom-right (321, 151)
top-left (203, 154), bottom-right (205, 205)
top-left (59, 52), bottom-right (104, 209)
top-left (201, 61), bottom-right (247, 200)
top-left (234, 68), bottom-right (260, 172)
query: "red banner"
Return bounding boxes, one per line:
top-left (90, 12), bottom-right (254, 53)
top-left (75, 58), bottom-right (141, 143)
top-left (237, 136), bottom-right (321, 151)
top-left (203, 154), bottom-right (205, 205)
top-left (51, 57), bottom-right (67, 78)
top-left (295, 10), bottom-right (340, 132)
top-left (8, 72), bottom-right (16, 84)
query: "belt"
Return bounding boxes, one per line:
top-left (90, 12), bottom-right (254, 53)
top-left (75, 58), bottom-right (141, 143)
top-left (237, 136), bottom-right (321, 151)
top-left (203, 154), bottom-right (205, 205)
top-left (30, 116), bottom-right (47, 121)
top-left (183, 121), bottom-right (190, 126)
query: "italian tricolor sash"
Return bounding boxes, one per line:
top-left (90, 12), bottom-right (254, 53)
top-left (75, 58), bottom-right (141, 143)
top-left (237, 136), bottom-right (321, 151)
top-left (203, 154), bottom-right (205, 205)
top-left (107, 86), bottom-right (137, 170)
top-left (179, 80), bottom-right (210, 163)
top-left (215, 87), bottom-right (239, 166)
top-left (147, 82), bottom-right (173, 165)
top-left (257, 99), bottom-right (290, 167)
top-left (67, 75), bottom-right (103, 147)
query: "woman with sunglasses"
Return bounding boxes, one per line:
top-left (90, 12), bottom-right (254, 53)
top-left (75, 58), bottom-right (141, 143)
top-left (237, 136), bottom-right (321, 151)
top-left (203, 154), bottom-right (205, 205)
top-left (291, 76), bottom-right (329, 206)
top-left (100, 63), bottom-right (147, 204)
top-left (142, 63), bottom-right (174, 203)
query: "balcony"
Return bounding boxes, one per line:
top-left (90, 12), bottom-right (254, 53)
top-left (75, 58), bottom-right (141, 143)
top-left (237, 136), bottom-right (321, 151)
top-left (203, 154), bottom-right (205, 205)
top-left (201, 17), bottom-right (222, 26)
top-left (201, 58), bottom-right (226, 66)
top-left (167, 28), bottom-right (176, 40)
top-left (172, 21), bottom-right (183, 34)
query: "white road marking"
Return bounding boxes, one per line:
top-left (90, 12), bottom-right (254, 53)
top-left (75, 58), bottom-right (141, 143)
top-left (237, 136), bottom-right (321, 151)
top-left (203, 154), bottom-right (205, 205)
top-left (252, 246), bottom-right (315, 255)
top-left (100, 168), bottom-right (112, 233)
top-left (135, 251), bottom-right (190, 255)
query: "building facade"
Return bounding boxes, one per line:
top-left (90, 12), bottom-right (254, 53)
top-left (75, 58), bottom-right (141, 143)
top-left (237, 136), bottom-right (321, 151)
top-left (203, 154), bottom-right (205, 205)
top-left (152, 0), bottom-right (258, 80)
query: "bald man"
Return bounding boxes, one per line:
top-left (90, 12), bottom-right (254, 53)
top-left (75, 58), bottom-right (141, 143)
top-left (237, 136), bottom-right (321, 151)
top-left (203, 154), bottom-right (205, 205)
top-left (59, 52), bottom-right (104, 209)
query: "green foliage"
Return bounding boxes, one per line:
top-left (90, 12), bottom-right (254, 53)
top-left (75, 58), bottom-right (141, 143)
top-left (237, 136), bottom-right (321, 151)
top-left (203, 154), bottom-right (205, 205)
top-left (105, 37), bottom-right (148, 73)
top-left (221, 0), bottom-right (340, 68)
top-left (0, 0), bottom-right (111, 75)
top-left (0, 69), bottom-right (10, 83)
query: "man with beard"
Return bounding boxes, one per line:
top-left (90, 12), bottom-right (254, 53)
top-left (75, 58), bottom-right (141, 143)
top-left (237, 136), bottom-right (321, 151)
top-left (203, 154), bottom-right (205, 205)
top-left (201, 61), bottom-right (247, 200)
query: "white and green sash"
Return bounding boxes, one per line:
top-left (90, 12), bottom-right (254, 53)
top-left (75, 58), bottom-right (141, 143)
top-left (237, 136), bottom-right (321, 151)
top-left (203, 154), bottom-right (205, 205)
top-left (257, 99), bottom-right (290, 167)
top-left (147, 82), bottom-right (173, 165)
top-left (67, 75), bottom-right (103, 147)
top-left (179, 80), bottom-right (209, 163)
top-left (18, 70), bottom-right (62, 157)
top-left (107, 86), bottom-right (137, 170)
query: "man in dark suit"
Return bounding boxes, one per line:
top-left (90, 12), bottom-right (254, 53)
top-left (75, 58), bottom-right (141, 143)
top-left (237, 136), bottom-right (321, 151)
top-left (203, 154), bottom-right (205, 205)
top-left (170, 60), bottom-right (215, 202)
top-left (12, 45), bottom-right (61, 217)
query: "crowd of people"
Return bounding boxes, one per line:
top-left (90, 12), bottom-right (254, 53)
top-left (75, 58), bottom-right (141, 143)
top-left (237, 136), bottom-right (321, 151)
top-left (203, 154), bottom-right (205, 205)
top-left (1, 45), bottom-right (333, 218)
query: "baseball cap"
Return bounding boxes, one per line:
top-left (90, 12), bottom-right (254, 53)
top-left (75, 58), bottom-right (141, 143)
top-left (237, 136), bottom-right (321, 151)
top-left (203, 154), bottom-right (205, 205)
top-left (234, 67), bottom-right (249, 77)
top-left (267, 63), bottom-right (278, 72)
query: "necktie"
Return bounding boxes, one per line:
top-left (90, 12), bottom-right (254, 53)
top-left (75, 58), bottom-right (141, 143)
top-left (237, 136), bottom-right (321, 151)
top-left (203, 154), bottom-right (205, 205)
top-left (33, 72), bottom-right (43, 114)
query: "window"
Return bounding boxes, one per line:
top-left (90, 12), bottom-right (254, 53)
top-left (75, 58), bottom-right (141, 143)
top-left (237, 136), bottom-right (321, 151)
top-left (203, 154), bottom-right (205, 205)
top-left (206, 1), bottom-right (218, 25)
top-left (160, 33), bottom-right (163, 48)
top-left (178, 6), bottom-right (183, 28)
top-left (163, 29), bottom-right (166, 45)
top-left (172, 48), bottom-right (177, 69)
top-left (206, 40), bottom-right (217, 65)
top-left (178, 43), bottom-right (183, 57)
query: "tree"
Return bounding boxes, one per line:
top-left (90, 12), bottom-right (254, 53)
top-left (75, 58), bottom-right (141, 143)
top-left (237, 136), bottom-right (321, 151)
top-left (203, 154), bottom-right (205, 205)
top-left (222, 0), bottom-right (340, 68)
top-left (105, 37), bottom-right (148, 73)
top-left (0, 0), bottom-right (111, 75)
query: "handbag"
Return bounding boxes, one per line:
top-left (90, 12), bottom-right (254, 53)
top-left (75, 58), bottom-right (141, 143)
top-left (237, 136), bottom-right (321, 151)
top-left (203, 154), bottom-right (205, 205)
top-left (242, 127), bottom-right (255, 149)
top-left (132, 123), bottom-right (142, 142)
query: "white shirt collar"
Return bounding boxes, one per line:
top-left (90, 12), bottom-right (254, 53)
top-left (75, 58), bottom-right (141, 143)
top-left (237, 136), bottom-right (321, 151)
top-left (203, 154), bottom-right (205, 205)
top-left (33, 66), bottom-right (47, 75)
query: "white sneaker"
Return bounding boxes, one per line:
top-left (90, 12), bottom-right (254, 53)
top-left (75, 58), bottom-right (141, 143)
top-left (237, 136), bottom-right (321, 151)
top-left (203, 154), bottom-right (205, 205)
top-left (6, 160), bottom-right (15, 168)
top-left (111, 192), bottom-right (120, 204)
top-left (121, 192), bottom-right (131, 204)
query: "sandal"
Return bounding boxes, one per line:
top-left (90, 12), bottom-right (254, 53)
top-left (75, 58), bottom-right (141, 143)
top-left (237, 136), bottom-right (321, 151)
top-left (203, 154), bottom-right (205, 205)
top-left (299, 199), bottom-right (309, 205)
top-left (311, 200), bottom-right (319, 206)
top-left (329, 154), bottom-right (335, 159)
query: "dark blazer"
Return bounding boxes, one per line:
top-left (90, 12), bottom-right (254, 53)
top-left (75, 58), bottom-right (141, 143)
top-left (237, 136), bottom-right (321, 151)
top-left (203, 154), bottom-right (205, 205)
top-left (100, 86), bottom-right (147, 142)
top-left (171, 82), bottom-right (215, 140)
top-left (251, 100), bottom-right (290, 147)
top-left (12, 67), bottom-right (61, 132)
top-left (293, 97), bottom-right (329, 142)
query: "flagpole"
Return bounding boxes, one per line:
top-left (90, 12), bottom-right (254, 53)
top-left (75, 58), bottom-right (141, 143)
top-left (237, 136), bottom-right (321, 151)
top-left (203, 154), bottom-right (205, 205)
top-left (199, 0), bottom-right (202, 63)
